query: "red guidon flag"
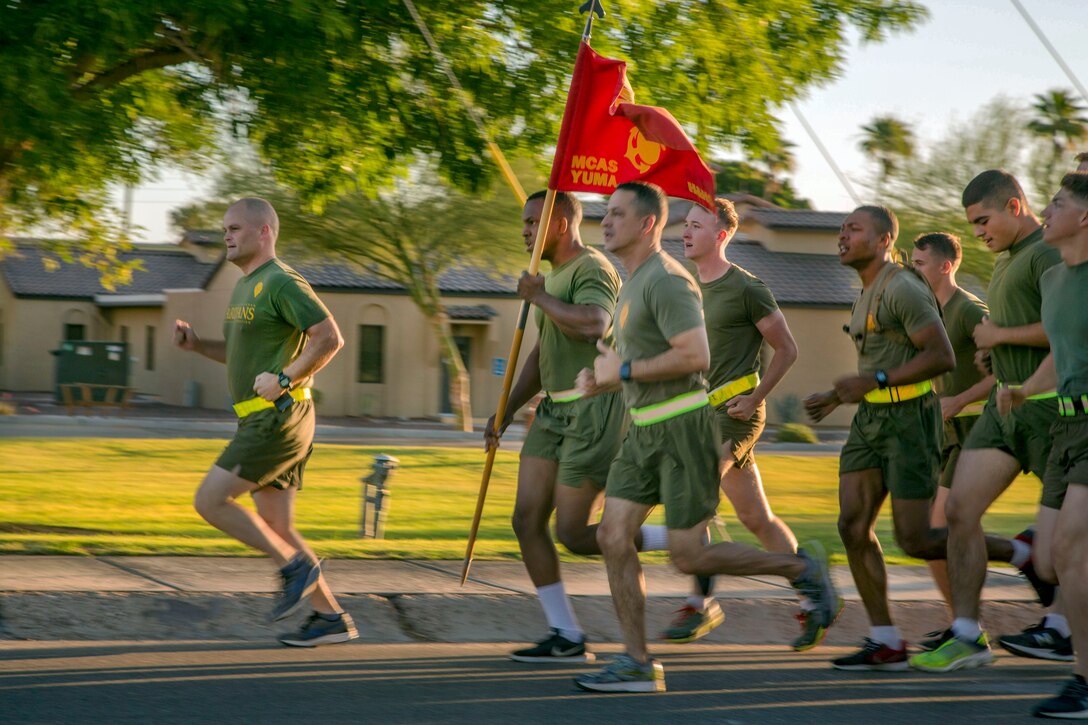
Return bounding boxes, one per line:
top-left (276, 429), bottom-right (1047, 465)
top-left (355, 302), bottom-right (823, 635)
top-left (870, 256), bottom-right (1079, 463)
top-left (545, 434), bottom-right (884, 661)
top-left (548, 41), bottom-right (715, 208)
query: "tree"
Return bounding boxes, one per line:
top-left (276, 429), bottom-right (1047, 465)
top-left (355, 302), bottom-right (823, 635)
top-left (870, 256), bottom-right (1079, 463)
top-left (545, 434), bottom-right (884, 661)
top-left (1026, 88), bottom-right (1088, 182)
top-left (756, 141), bottom-right (798, 199)
top-left (859, 115), bottom-right (916, 186)
top-left (173, 162), bottom-right (531, 431)
top-left (713, 160), bottom-right (812, 209)
top-left (2, 1), bottom-right (926, 266)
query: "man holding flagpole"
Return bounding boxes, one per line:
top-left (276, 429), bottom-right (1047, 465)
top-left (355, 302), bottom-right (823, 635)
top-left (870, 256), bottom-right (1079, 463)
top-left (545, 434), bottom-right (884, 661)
top-left (573, 181), bottom-right (839, 693)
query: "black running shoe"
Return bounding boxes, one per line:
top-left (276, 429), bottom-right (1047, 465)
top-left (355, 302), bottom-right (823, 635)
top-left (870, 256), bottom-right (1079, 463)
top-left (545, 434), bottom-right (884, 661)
top-left (280, 611), bottom-right (359, 647)
top-left (1014, 528), bottom-right (1056, 607)
top-left (510, 629), bottom-right (595, 663)
top-left (918, 628), bottom-right (954, 652)
top-left (1032, 675), bottom-right (1088, 719)
top-left (272, 554), bottom-right (321, 622)
top-left (999, 621), bottom-right (1074, 662)
top-left (832, 638), bottom-right (909, 671)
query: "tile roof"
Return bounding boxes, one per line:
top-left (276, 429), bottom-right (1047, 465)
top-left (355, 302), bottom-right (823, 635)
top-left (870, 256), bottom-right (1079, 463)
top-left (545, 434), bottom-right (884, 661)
top-left (1, 243), bottom-right (220, 299)
top-left (446, 304), bottom-right (498, 320)
top-left (747, 209), bottom-right (848, 231)
top-left (295, 262), bottom-right (516, 296)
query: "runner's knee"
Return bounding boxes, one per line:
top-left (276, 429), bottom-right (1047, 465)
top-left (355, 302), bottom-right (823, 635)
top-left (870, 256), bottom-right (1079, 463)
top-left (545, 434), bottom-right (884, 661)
top-left (837, 513), bottom-right (871, 548)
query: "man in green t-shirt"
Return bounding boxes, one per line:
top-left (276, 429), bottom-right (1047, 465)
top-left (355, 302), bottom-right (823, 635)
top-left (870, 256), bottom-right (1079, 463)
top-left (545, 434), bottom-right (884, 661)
top-left (912, 170), bottom-right (1066, 673)
top-left (573, 182), bottom-right (839, 694)
top-left (484, 190), bottom-right (632, 664)
top-left (805, 205), bottom-right (955, 671)
top-left (174, 197), bottom-right (356, 647)
top-left (997, 171), bottom-right (1088, 719)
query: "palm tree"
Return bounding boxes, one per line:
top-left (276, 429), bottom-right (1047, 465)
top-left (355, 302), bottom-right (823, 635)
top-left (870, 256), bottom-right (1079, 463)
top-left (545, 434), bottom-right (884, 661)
top-left (757, 141), bottom-right (797, 199)
top-left (859, 115), bottom-right (916, 185)
top-left (1027, 89), bottom-right (1088, 179)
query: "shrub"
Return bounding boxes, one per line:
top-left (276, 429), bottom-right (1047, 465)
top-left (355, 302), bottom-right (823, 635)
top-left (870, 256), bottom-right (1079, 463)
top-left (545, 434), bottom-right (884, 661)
top-left (772, 394), bottom-right (803, 425)
top-left (776, 422), bottom-right (819, 444)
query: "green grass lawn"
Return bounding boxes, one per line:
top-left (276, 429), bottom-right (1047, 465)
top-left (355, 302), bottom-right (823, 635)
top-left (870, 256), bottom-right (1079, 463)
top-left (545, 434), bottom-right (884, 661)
top-left (0, 438), bottom-right (1041, 564)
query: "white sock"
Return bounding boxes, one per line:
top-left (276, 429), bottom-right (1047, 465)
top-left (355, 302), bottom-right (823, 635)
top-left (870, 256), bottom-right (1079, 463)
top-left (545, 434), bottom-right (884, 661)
top-left (951, 617), bottom-right (981, 641)
top-left (1010, 537), bottom-right (1031, 568)
top-left (537, 582), bottom-right (583, 643)
top-left (1044, 613), bottom-right (1071, 638)
top-left (686, 595), bottom-right (711, 609)
top-left (870, 626), bottom-right (902, 649)
top-left (639, 524), bottom-right (669, 552)
top-left (799, 598), bottom-right (817, 612)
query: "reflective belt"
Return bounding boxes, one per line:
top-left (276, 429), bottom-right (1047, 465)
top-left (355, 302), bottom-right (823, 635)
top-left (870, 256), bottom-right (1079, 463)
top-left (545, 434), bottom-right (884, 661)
top-left (546, 387), bottom-right (583, 403)
top-left (1058, 394), bottom-right (1088, 417)
top-left (708, 372), bottom-right (760, 407)
top-left (863, 380), bottom-right (932, 404)
top-left (998, 382), bottom-right (1059, 401)
top-left (630, 390), bottom-right (709, 427)
top-left (232, 388), bottom-right (311, 418)
top-left (954, 400), bottom-right (987, 418)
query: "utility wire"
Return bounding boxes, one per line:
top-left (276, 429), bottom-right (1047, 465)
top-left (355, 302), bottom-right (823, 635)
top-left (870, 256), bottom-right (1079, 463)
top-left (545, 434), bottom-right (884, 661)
top-left (1009, 0), bottom-right (1088, 105)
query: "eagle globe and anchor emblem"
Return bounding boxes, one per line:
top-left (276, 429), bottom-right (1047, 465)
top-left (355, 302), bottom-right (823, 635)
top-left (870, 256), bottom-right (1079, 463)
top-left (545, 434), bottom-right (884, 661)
top-left (624, 127), bottom-right (664, 174)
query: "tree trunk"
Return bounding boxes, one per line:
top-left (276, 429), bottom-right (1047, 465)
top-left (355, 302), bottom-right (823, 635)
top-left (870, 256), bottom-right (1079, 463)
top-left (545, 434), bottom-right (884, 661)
top-left (429, 310), bottom-right (473, 432)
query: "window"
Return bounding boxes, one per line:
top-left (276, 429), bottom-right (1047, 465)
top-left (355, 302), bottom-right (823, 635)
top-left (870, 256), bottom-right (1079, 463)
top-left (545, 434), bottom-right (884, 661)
top-left (145, 325), bottom-right (156, 371)
top-left (357, 325), bottom-right (384, 383)
top-left (119, 326), bottom-right (129, 344)
top-left (64, 324), bottom-right (86, 341)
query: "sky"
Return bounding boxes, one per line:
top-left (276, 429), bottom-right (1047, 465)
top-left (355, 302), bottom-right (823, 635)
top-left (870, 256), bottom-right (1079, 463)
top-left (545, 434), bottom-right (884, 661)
top-left (114, 0), bottom-right (1088, 242)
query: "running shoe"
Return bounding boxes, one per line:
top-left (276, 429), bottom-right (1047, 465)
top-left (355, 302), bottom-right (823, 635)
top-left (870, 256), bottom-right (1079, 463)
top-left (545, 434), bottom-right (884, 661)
top-left (793, 600), bottom-right (844, 652)
top-left (998, 621), bottom-right (1074, 662)
top-left (831, 638), bottom-right (909, 671)
top-left (574, 654), bottom-right (665, 693)
top-left (1014, 528), bottom-right (1056, 607)
top-left (918, 628), bottom-right (954, 652)
top-left (279, 611), bottom-right (359, 647)
top-left (510, 629), bottom-right (595, 663)
top-left (909, 632), bottom-right (993, 672)
top-left (791, 541), bottom-right (843, 648)
top-left (272, 554), bottom-right (321, 622)
top-left (1032, 675), bottom-right (1088, 719)
top-left (660, 601), bottom-right (724, 643)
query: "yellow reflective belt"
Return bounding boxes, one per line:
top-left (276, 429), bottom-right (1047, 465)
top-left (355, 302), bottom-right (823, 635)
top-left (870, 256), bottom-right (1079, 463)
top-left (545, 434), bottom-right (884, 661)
top-left (953, 400), bottom-right (987, 418)
top-left (998, 382), bottom-right (1059, 401)
top-left (708, 372), bottom-right (760, 407)
top-left (546, 387), bottom-right (583, 403)
top-left (630, 390), bottom-right (709, 426)
top-left (1058, 394), bottom-right (1088, 417)
top-left (232, 388), bottom-right (312, 418)
top-left (863, 380), bottom-right (932, 404)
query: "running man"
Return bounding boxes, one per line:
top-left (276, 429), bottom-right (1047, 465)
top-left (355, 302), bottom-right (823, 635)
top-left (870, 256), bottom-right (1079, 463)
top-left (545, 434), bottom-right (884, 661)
top-left (574, 182), bottom-right (838, 693)
top-left (911, 170), bottom-right (1063, 673)
top-left (1001, 171), bottom-right (1088, 719)
top-left (484, 190), bottom-right (633, 664)
top-left (805, 205), bottom-right (955, 671)
top-left (174, 197), bottom-right (357, 647)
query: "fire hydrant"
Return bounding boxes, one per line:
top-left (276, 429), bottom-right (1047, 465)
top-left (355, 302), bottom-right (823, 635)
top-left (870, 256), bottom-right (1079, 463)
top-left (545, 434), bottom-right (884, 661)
top-left (361, 453), bottom-right (400, 538)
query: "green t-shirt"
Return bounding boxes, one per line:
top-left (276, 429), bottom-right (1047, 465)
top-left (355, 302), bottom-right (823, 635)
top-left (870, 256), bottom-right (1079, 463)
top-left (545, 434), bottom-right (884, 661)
top-left (615, 250), bottom-right (706, 409)
top-left (848, 263), bottom-right (943, 375)
top-left (939, 287), bottom-right (988, 398)
top-left (1041, 260), bottom-right (1088, 396)
top-left (534, 246), bottom-right (622, 392)
top-left (986, 228), bottom-right (1061, 384)
top-left (223, 258), bottom-right (330, 403)
top-left (700, 263), bottom-right (778, 388)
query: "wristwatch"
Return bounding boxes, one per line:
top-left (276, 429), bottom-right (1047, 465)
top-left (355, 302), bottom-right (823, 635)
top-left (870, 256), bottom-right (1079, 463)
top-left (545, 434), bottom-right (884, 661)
top-left (874, 370), bottom-right (889, 390)
top-left (277, 371), bottom-right (293, 390)
top-left (619, 361), bottom-right (632, 382)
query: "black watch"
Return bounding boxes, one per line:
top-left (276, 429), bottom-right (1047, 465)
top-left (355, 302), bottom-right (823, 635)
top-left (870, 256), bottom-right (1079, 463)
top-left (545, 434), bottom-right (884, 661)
top-left (874, 370), bottom-right (889, 390)
top-left (277, 371), bottom-right (292, 390)
top-left (619, 360), bottom-right (632, 381)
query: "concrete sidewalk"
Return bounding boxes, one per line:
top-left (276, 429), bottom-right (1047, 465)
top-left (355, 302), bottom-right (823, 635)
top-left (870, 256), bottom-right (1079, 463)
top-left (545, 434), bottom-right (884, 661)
top-left (0, 556), bottom-right (1043, 645)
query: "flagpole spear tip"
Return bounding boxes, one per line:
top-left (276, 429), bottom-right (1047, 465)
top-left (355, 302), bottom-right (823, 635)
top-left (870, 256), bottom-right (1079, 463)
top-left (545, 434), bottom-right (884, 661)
top-left (579, 0), bottom-right (605, 41)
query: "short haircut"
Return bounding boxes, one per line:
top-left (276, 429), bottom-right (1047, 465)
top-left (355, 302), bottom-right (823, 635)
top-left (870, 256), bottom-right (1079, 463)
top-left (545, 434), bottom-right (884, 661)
top-left (961, 169), bottom-right (1027, 210)
top-left (1075, 151), bottom-right (1088, 164)
top-left (914, 232), bottom-right (962, 267)
top-left (1060, 171), bottom-right (1088, 205)
top-left (712, 198), bottom-right (739, 234)
top-left (526, 190), bottom-right (583, 227)
top-left (854, 204), bottom-right (899, 244)
top-left (231, 197), bottom-right (280, 238)
top-left (615, 181), bottom-right (668, 232)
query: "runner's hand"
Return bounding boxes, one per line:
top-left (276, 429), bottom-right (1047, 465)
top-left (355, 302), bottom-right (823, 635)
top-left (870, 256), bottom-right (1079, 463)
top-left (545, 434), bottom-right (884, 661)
top-left (726, 393), bottom-right (759, 421)
top-left (484, 413), bottom-right (510, 451)
top-left (996, 384), bottom-right (1025, 416)
top-left (803, 390), bottom-right (840, 423)
top-left (173, 320), bottom-right (199, 351)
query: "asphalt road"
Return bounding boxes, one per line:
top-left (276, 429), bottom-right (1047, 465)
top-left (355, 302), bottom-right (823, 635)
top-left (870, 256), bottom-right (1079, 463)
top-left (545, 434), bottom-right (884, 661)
top-left (0, 641), bottom-right (1064, 723)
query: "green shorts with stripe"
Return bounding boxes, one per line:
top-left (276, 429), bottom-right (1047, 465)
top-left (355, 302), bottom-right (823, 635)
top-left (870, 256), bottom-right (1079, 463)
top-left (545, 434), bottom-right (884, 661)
top-left (1041, 415), bottom-right (1088, 510)
top-left (962, 392), bottom-right (1057, 480)
top-left (521, 392), bottom-right (627, 489)
top-left (217, 400), bottom-right (315, 490)
top-left (839, 394), bottom-right (942, 500)
top-left (715, 399), bottom-right (765, 469)
top-left (605, 404), bottom-right (720, 530)
top-left (939, 414), bottom-right (980, 489)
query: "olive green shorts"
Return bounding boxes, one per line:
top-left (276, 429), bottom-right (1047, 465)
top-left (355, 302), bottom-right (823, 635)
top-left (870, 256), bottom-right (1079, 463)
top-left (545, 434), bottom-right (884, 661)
top-left (605, 404), bottom-right (720, 530)
top-left (939, 414), bottom-right (981, 489)
top-left (521, 392), bottom-right (627, 489)
top-left (714, 399), bottom-right (765, 469)
top-left (217, 401), bottom-right (315, 490)
top-left (963, 393), bottom-right (1057, 480)
top-left (839, 394), bottom-right (942, 500)
top-left (1041, 416), bottom-right (1088, 510)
